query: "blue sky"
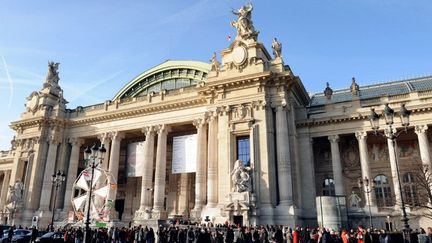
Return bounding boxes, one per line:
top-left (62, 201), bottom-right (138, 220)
top-left (0, 0), bottom-right (431, 150)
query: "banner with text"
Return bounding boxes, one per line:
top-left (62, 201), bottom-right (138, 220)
top-left (172, 134), bottom-right (197, 174)
top-left (127, 141), bottom-right (145, 177)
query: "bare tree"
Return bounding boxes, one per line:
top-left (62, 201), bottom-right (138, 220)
top-left (412, 164), bottom-right (432, 219)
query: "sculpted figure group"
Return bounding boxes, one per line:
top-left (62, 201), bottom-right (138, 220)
top-left (231, 3), bottom-right (258, 40)
top-left (231, 160), bottom-right (251, 192)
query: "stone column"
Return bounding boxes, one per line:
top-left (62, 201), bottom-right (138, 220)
top-left (108, 131), bottom-right (124, 184)
top-left (0, 171), bottom-right (11, 210)
top-left (355, 132), bottom-right (377, 206)
top-left (207, 113), bottom-right (218, 207)
top-left (328, 135), bottom-right (345, 196)
top-left (193, 118), bottom-right (208, 211)
top-left (179, 173), bottom-right (190, 216)
top-left (385, 128), bottom-right (402, 207)
top-left (107, 131), bottom-right (124, 218)
top-left (138, 126), bottom-right (155, 212)
top-left (153, 124), bottom-right (169, 217)
top-left (415, 125), bottom-right (432, 193)
top-left (63, 138), bottom-right (83, 211)
top-left (98, 132), bottom-right (112, 170)
top-left (38, 136), bottom-right (60, 211)
top-left (275, 105), bottom-right (293, 205)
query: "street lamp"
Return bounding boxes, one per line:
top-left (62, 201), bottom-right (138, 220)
top-left (83, 144), bottom-right (106, 243)
top-left (50, 169), bottom-right (66, 230)
top-left (358, 177), bottom-right (375, 229)
top-left (369, 103), bottom-right (411, 243)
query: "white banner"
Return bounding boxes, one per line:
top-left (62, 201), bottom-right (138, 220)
top-left (172, 134), bottom-right (197, 174)
top-left (127, 141), bottom-right (145, 177)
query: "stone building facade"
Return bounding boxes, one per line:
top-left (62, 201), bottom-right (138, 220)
top-left (0, 4), bottom-right (431, 229)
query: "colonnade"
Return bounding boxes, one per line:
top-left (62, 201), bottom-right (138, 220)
top-left (324, 124), bottom-right (431, 208)
top-left (52, 114), bottom-right (221, 220)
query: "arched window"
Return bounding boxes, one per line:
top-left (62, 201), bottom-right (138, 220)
top-left (402, 172), bottom-right (419, 206)
top-left (323, 178), bottom-right (335, 196)
top-left (374, 175), bottom-right (393, 207)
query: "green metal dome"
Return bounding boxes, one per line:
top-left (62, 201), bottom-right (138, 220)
top-left (113, 60), bottom-right (210, 100)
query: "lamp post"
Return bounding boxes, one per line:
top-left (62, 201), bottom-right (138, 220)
top-left (369, 103), bottom-right (411, 243)
top-left (83, 144), bottom-right (106, 243)
top-left (358, 176), bottom-right (375, 229)
top-left (50, 169), bottom-right (66, 230)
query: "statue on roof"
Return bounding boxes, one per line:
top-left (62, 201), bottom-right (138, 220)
top-left (210, 52), bottom-right (220, 75)
top-left (272, 38), bottom-right (282, 58)
top-left (324, 82), bottom-right (333, 99)
top-left (350, 77), bottom-right (359, 96)
top-left (231, 3), bottom-right (259, 41)
top-left (45, 61), bottom-right (60, 85)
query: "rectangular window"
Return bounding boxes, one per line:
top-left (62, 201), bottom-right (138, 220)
top-left (236, 136), bottom-right (250, 166)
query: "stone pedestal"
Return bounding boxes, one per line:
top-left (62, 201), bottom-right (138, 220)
top-left (151, 210), bottom-right (168, 220)
top-left (274, 204), bottom-right (297, 226)
top-left (316, 196), bottom-right (348, 229)
top-left (223, 191), bottom-right (257, 226)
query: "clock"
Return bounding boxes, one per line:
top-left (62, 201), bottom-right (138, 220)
top-left (232, 45), bottom-right (247, 65)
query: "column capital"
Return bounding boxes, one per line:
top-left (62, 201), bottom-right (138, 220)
top-left (48, 134), bottom-right (61, 145)
top-left (328, 134), bottom-right (339, 143)
top-left (111, 131), bottom-right (125, 142)
top-left (271, 98), bottom-right (289, 109)
top-left (207, 109), bottom-right (219, 122)
top-left (415, 125), bottom-right (428, 135)
top-left (193, 117), bottom-right (208, 129)
top-left (142, 126), bottom-right (155, 136)
top-left (98, 132), bottom-right (112, 143)
top-left (355, 131), bottom-right (367, 141)
top-left (156, 124), bottom-right (171, 134)
top-left (68, 137), bottom-right (84, 147)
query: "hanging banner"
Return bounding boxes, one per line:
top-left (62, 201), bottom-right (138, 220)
top-left (127, 141), bottom-right (145, 177)
top-left (172, 134), bottom-right (197, 174)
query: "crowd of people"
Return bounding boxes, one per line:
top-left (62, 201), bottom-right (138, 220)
top-left (2, 222), bottom-right (432, 243)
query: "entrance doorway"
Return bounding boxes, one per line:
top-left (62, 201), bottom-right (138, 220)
top-left (233, 215), bottom-right (243, 226)
top-left (115, 199), bottom-right (125, 220)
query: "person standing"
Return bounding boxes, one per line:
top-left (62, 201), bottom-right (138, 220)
top-left (293, 227), bottom-right (300, 243)
top-left (30, 226), bottom-right (38, 243)
top-left (8, 225), bottom-right (14, 242)
top-left (226, 226), bottom-right (235, 243)
top-left (146, 227), bottom-right (155, 243)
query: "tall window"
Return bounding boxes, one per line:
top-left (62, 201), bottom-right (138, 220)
top-left (402, 172), bottom-right (419, 207)
top-left (322, 178), bottom-right (335, 196)
top-left (374, 175), bottom-right (393, 207)
top-left (236, 136), bottom-right (250, 166)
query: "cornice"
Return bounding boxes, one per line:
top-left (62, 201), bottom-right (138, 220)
top-left (9, 117), bottom-right (66, 132)
top-left (297, 105), bottom-right (432, 128)
top-left (68, 96), bottom-right (207, 126)
top-left (206, 71), bottom-right (272, 90)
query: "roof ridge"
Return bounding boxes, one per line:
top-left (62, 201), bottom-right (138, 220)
top-left (313, 75), bottom-right (432, 96)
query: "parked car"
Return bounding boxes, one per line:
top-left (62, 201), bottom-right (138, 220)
top-left (35, 232), bottom-right (64, 243)
top-left (0, 229), bottom-right (31, 243)
top-left (12, 230), bottom-right (47, 243)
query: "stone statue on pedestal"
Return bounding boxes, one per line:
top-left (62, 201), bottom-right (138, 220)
top-left (348, 191), bottom-right (361, 208)
top-left (231, 3), bottom-right (259, 41)
top-left (7, 180), bottom-right (24, 212)
top-left (272, 38), bottom-right (282, 58)
top-left (210, 52), bottom-right (220, 75)
top-left (45, 61), bottom-right (60, 85)
top-left (231, 160), bottom-right (251, 192)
